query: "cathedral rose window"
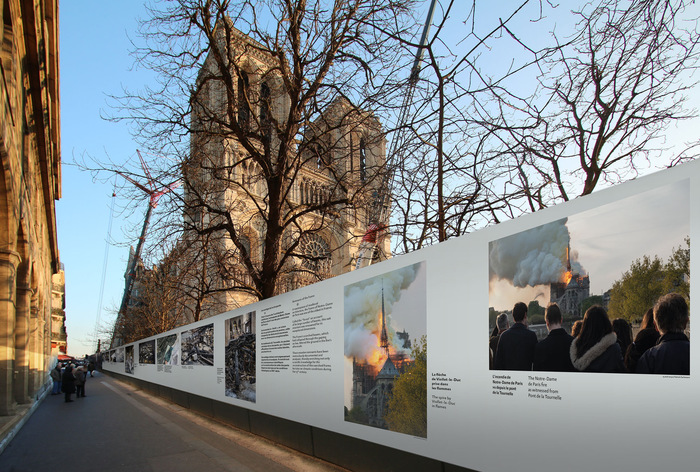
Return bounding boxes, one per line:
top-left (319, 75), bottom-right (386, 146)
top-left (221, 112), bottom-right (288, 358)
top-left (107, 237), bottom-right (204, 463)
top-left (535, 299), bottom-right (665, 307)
top-left (299, 233), bottom-right (331, 272)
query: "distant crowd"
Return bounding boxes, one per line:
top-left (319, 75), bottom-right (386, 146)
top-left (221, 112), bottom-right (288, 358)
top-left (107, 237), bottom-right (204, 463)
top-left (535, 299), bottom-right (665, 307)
top-left (489, 293), bottom-right (690, 375)
top-left (50, 359), bottom-right (95, 402)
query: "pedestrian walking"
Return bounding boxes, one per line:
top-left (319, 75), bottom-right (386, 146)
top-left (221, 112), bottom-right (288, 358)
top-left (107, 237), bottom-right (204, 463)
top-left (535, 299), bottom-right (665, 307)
top-left (75, 365), bottom-right (87, 398)
top-left (62, 364), bottom-right (76, 403)
top-left (50, 363), bottom-right (62, 395)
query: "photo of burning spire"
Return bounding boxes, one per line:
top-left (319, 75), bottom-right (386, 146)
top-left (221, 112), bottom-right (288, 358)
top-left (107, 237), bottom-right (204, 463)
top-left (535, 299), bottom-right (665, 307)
top-left (344, 262), bottom-right (427, 436)
top-left (488, 181), bottom-right (690, 318)
top-left (489, 218), bottom-right (589, 316)
top-left (490, 218), bottom-right (584, 289)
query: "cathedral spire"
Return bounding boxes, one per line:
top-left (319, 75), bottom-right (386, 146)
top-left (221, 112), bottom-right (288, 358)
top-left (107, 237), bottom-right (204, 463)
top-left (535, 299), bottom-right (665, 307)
top-left (380, 280), bottom-right (389, 355)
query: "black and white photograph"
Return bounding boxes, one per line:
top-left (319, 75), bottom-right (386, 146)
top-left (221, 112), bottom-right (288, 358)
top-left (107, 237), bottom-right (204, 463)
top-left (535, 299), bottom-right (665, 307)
top-left (125, 345), bottom-right (134, 374)
top-left (181, 324), bottom-right (215, 366)
top-left (115, 347), bottom-right (125, 363)
top-left (139, 340), bottom-right (156, 364)
top-left (225, 312), bottom-right (256, 402)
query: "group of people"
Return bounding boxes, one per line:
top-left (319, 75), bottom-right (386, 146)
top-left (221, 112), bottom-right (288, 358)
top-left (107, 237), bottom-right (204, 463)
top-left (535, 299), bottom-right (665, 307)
top-left (50, 361), bottom-right (93, 402)
top-left (490, 292), bottom-right (690, 375)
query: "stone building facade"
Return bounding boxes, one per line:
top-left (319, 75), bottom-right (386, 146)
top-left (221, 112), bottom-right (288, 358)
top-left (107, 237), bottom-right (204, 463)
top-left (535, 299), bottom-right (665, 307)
top-left (0, 0), bottom-right (61, 415)
top-left (182, 25), bottom-right (390, 317)
top-left (550, 273), bottom-right (591, 318)
top-left (50, 267), bottom-right (67, 356)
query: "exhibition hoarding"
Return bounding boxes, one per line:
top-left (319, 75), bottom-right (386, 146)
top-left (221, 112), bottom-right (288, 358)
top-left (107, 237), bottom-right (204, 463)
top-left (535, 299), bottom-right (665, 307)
top-left (104, 159), bottom-right (698, 472)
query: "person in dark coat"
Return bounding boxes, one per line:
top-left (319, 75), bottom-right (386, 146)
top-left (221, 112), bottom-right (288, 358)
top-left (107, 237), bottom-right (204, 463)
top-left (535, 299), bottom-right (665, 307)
top-left (570, 305), bottom-right (626, 373)
top-left (50, 363), bottom-right (62, 395)
top-left (62, 364), bottom-right (76, 402)
top-left (494, 302), bottom-right (538, 371)
top-left (612, 318), bottom-right (633, 356)
top-left (489, 313), bottom-right (509, 358)
top-left (74, 366), bottom-right (87, 397)
top-left (625, 308), bottom-right (659, 372)
top-left (637, 293), bottom-right (690, 375)
top-left (533, 303), bottom-right (575, 372)
top-left (571, 320), bottom-right (583, 338)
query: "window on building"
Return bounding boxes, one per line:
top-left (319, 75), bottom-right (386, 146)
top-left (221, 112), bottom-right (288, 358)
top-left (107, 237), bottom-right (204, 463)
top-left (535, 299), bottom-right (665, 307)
top-left (316, 142), bottom-right (323, 169)
top-left (260, 81), bottom-right (271, 141)
top-left (350, 134), bottom-right (354, 172)
top-left (359, 138), bottom-right (367, 182)
top-left (298, 233), bottom-right (331, 274)
top-left (238, 71), bottom-right (249, 128)
top-left (239, 235), bottom-right (251, 259)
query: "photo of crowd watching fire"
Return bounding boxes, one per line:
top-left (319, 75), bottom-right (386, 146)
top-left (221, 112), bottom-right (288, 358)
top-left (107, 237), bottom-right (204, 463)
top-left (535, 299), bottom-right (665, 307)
top-left (344, 262), bottom-right (427, 437)
top-left (488, 181), bottom-right (690, 375)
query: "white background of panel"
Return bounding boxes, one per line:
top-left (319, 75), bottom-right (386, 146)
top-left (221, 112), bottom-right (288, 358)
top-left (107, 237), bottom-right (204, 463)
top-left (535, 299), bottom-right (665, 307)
top-left (104, 159), bottom-right (700, 472)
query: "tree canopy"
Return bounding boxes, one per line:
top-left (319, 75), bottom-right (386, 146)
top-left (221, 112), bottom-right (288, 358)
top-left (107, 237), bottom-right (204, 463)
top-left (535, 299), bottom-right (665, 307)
top-left (608, 237), bottom-right (690, 321)
top-left (385, 336), bottom-right (427, 437)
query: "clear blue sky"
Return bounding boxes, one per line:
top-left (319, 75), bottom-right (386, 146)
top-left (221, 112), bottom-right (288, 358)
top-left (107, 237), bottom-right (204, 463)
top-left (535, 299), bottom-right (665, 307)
top-left (59, 2), bottom-right (154, 356)
top-left (57, 1), bottom-right (699, 357)
top-left (57, 1), bottom-right (431, 357)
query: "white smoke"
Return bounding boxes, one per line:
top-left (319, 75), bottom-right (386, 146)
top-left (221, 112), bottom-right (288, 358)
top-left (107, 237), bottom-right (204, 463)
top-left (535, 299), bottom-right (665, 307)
top-left (344, 263), bottom-right (420, 361)
top-left (489, 218), bottom-right (584, 288)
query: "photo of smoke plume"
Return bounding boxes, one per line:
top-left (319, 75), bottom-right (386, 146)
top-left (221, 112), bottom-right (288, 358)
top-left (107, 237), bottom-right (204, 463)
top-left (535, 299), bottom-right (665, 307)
top-left (157, 334), bottom-right (179, 365)
top-left (488, 181), bottom-right (690, 372)
top-left (225, 312), bottom-right (256, 402)
top-left (344, 262), bottom-right (427, 437)
top-left (181, 324), bottom-right (215, 366)
top-left (125, 345), bottom-right (134, 374)
top-left (139, 340), bottom-right (156, 364)
top-left (115, 347), bottom-right (125, 363)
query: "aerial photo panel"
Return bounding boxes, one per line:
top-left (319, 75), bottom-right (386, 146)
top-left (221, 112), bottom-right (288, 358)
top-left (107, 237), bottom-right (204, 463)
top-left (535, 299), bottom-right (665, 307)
top-left (488, 180), bottom-right (690, 375)
top-left (156, 333), bottom-right (179, 366)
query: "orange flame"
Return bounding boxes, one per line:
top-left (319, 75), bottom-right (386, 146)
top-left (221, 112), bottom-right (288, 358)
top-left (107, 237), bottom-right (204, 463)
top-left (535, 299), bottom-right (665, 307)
top-left (562, 270), bottom-right (573, 285)
top-left (356, 310), bottom-right (416, 376)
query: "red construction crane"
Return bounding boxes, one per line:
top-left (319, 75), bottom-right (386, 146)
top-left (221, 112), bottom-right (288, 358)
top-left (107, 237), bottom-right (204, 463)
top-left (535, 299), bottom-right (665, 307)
top-left (111, 151), bottom-right (179, 348)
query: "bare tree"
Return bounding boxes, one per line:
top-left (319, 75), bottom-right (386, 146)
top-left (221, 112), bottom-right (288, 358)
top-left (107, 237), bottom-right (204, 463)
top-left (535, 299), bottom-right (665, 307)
top-left (390, 0), bottom-right (550, 250)
top-left (389, 0), bottom-right (699, 253)
top-left (97, 0), bottom-right (419, 317)
top-left (493, 0), bottom-right (700, 204)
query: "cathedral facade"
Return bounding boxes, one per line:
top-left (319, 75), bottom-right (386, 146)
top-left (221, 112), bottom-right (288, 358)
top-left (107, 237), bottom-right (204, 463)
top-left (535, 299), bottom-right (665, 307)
top-left (181, 24), bottom-right (390, 317)
top-left (550, 274), bottom-right (591, 317)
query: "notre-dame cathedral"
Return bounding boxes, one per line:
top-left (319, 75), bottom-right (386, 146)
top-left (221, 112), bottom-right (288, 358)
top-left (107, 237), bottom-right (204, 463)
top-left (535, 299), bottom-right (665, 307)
top-left (181, 23), bottom-right (390, 317)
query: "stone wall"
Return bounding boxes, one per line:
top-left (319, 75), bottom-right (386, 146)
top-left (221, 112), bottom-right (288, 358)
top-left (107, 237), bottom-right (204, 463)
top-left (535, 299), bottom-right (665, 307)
top-left (0, 0), bottom-right (61, 416)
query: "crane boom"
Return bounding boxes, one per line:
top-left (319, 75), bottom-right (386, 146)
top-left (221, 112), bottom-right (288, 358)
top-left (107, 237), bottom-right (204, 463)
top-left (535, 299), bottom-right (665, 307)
top-left (355, 0), bottom-right (438, 270)
top-left (110, 151), bottom-right (179, 348)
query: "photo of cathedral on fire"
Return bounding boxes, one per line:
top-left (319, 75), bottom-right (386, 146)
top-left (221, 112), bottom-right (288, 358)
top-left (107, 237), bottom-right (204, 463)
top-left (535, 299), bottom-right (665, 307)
top-left (344, 263), bottom-right (427, 437)
top-left (488, 180), bottom-right (690, 372)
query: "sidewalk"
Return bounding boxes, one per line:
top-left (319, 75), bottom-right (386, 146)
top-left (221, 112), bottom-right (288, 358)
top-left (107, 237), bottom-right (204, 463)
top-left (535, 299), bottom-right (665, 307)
top-left (0, 372), bottom-right (347, 472)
